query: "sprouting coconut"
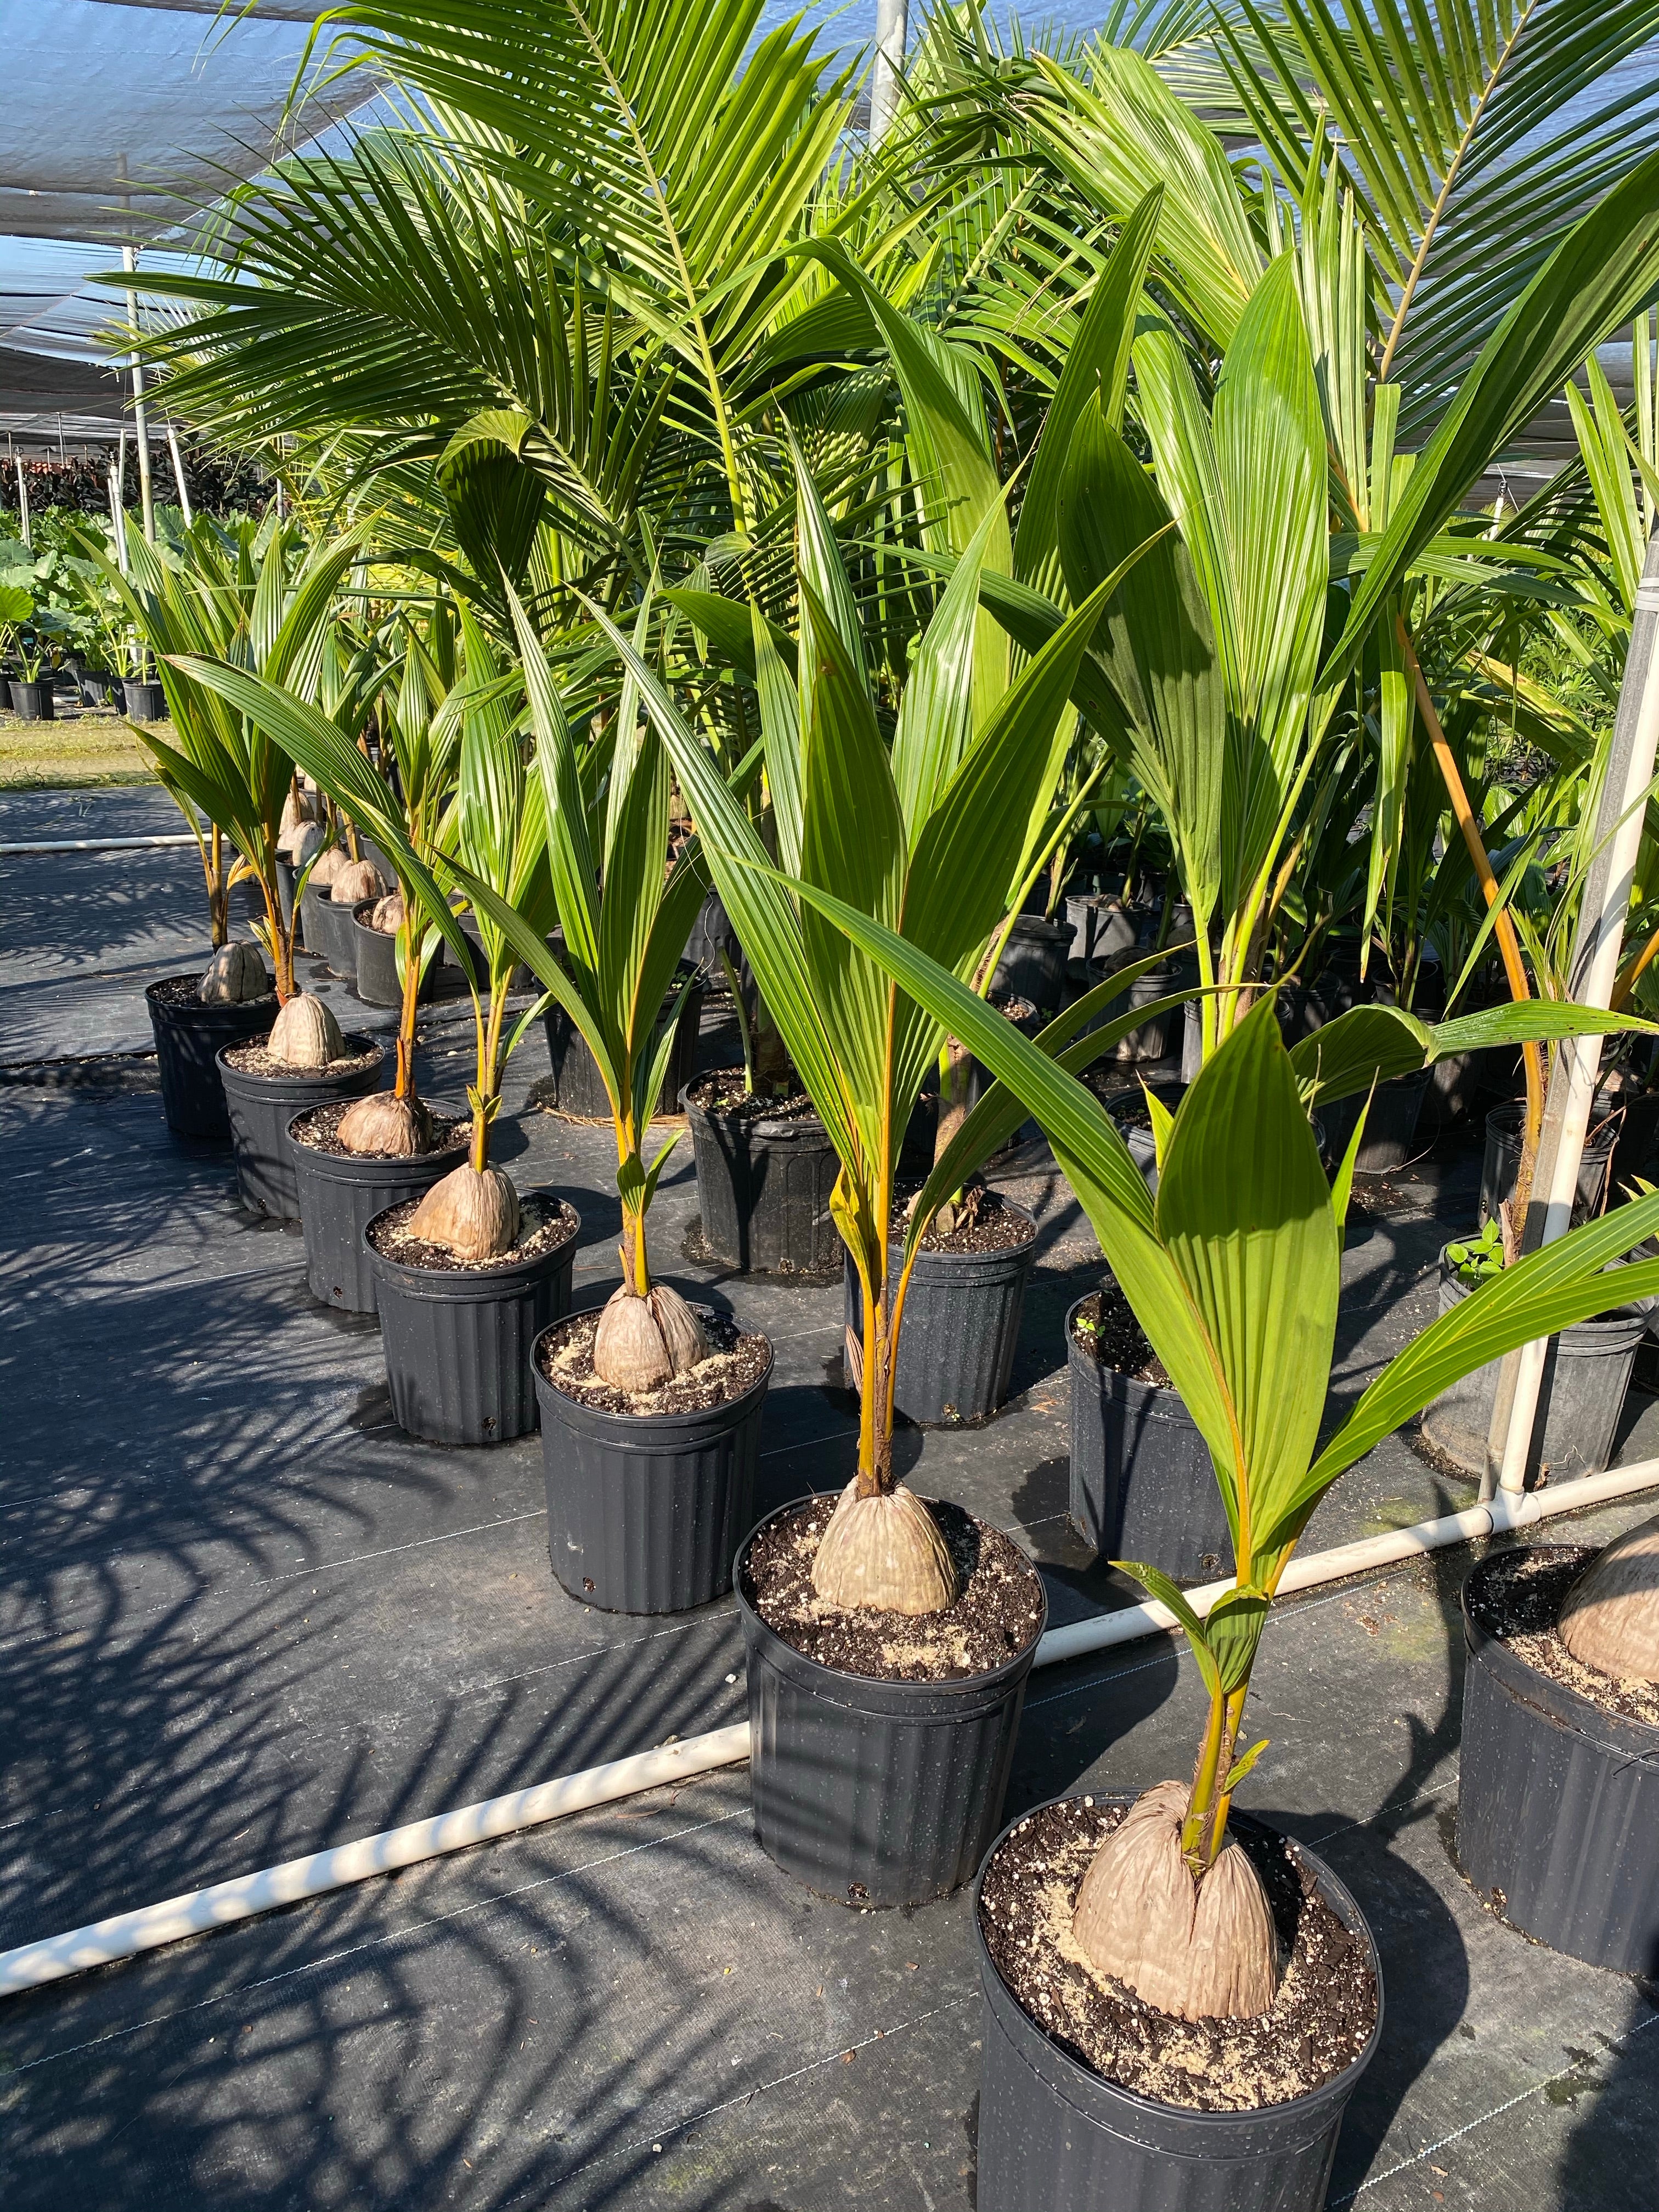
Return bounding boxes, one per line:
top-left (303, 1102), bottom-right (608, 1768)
top-left (370, 891), bottom-right (405, 934)
top-left (407, 1160), bottom-right (520, 1261)
top-left (267, 992), bottom-right (346, 1070)
top-left (308, 844), bottom-right (349, 893)
top-left (278, 786), bottom-right (319, 857)
top-left (1070, 1779), bottom-right (1278, 2022)
top-left (331, 856), bottom-right (385, 907)
top-left (336, 1090), bottom-right (433, 1157)
top-left (1559, 1511), bottom-right (1659, 1681)
top-left (291, 821), bottom-right (329, 871)
top-left (810, 1481), bottom-right (958, 1614)
top-left (591, 1279), bottom-right (709, 1391)
top-left (199, 940), bottom-right (269, 1005)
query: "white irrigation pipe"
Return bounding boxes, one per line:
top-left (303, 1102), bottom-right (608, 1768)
top-left (4, 1458), bottom-right (1657, 2000)
top-left (0, 834), bottom-right (199, 856)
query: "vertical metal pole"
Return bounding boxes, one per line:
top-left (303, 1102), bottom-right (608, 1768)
top-left (166, 423), bottom-right (193, 525)
top-left (871, 0), bottom-right (907, 146)
top-left (1488, 527), bottom-right (1659, 1495)
top-left (108, 449), bottom-right (128, 578)
top-left (15, 455), bottom-right (29, 545)
top-left (121, 244), bottom-right (156, 546)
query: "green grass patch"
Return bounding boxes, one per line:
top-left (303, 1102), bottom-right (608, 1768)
top-left (0, 709), bottom-right (163, 791)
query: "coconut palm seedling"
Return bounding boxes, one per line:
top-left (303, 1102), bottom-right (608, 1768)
top-left (795, 887), bottom-right (1659, 2018)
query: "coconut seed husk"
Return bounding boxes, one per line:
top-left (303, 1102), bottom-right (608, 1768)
top-left (291, 821), bottom-right (328, 870)
top-left (1559, 1513), bottom-right (1659, 1682)
top-left (331, 857), bottom-right (385, 906)
top-left (278, 788), bottom-right (318, 856)
top-left (809, 1481), bottom-right (958, 1615)
top-left (308, 844), bottom-right (348, 890)
top-left (405, 1163), bottom-right (519, 1262)
top-left (336, 1090), bottom-right (433, 1158)
top-left (199, 940), bottom-right (269, 1004)
top-left (1072, 1779), bottom-right (1278, 2023)
top-left (267, 992), bottom-right (346, 1069)
top-left (370, 891), bottom-right (405, 935)
top-left (591, 1282), bottom-right (711, 1391)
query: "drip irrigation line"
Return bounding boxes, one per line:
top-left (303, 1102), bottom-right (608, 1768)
top-left (3, 1458), bottom-right (1655, 2001)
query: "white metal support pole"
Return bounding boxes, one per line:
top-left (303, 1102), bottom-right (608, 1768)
top-left (121, 244), bottom-right (156, 546)
top-left (871, 0), bottom-right (907, 146)
top-left (108, 448), bottom-right (128, 577)
top-left (14, 453), bottom-right (29, 545)
top-left (166, 422), bottom-right (193, 524)
top-left (1489, 526), bottom-right (1659, 1496)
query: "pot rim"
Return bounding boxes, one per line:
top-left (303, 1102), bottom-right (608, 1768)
top-left (679, 1074), bottom-right (832, 1139)
top-left (364, 1183), bottom-right (579, 1285)
top-left (1436, 1240), bottom-right (1652, 1329)
top-left (216, 1033), bottom-right (382, 1086)
top-left (881, 1198), bottom-right (1040, 1267)
top-left (1485, 1096), bottom-right (1618, 1152)
top-left (973, 1790), bottom-right (1385, 2133)
top-left (145, 972), bottom-right (278, 1014)
top-left (1460, 1549), bottom-right (1659, 1754)
top-left (732, 1491), bottom-right (1048, 1695)
top-left (532, 1297), bottom-right (774, 1429)
top-left (285, 1101), bottom-right (470, 1168)
top-left (350, 898), bottom-right (399, 936)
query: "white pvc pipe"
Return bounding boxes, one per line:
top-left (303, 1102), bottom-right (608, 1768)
top-left (870, 0), bottom-right (907, 145)
top-left (5, 1460), bottom-right (1657, 2001)
top-left (0, 835), bottom-right (199, 856)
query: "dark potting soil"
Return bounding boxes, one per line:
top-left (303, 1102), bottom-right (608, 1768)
top-left (742, 1494), bottom-right (1044, 1682)
top-left (536, 1303), bottom-right (768, 1417)
top-left (979, 1797), bottom-right (1379, 2112)
top-left (890, 1187), bottom-right (1036, 1257)
top-left (288, 1097), bottom-right (468, 1161)
top-left (366, 1193), bottom-right (578, 1274)
top-left (685, 1069), bottom-right (819, 1123)
top-left (1071, 1288), bottom-right (1171, 1389)
top-left (1469, 1545), bottom-right (1659, 1727)
top-left (151, 973), bottom-right (275, 1012)
top-left (223, 1036), bottom-right (381, 1081)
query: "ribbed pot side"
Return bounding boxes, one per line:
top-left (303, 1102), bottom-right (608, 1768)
top-left (736, 1504), bottom-right (1045, 1908)
top-left (367, 1191), bottom-right (578, 1445)
top-left (973, 1798), bottom-right (1383, 2212)
top-left (533, 1317), bottom-right (771, 1612)
top-left (217, 1039), bottom-right (383, 1220)
top-left (682, 1086), bottom-right (840, 1273)
top-left (1457, 1553), bottom-right (1659, 1974)
top-left (287, 1115), bottom-right (467, 1313)
top-left (843, 1218), bottom-right (1039, 1425)
top-left (145, 977), bottom-right (276, 1142)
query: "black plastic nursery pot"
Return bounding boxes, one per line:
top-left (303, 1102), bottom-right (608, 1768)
top-left (682, 1079), bottom-right (840, 1273)
top-left (992, 913), bottom-right (1072, 1013)
top-left (972, 1798), bottom-right (1383, 2212)
top-left (78, 668), bottom-right (117, 707)
top-left (144, 974), bottom-right (278, 1143)
top-left (298, 886), bottom-right (360, 979)
top-left (683, 887), bottom-right (740, 978)
top-left (1066, 1293), bottom-right (1233, 1583)
top-left (1457, 1550), bottom-right (1659, 1974)
top-left (843, 1208), bottom-right (1039, 1425)
top-left (1420, 1246), bottom-right (1645, 1479)
top-left (367, 1189), bottom-right (579, 1446)
top-left (1317, 1065), bottom-right (1433, 1172)
top-left (542, 966), bottom-right (704, 1119)
top-left (122, 677), bottom-right (167, 721)
top-left (351, 901), bottom-right (437, 1010)
top-left (735, 1500), bottom-right (1046, 1908)
top-left (287, 1108), bottom-right (467, 1313)
top-left (1110, 960), bottom-right (1192, 1062)
top-left (533, 1313), bottom-right (771, 1612)
top-left (10, 678), bottom-right (53, 719)
top-left (1480, 1098), bottom-right (1616, 1228)
top-left (217, 1035), bottom-right (382, 1220)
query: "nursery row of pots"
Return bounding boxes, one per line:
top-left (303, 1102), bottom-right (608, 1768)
top-left (3, 670), bottom-right (167, 721)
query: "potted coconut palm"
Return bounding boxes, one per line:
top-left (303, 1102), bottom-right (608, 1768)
top-left (798, 896), bottom-right (1659, 2209)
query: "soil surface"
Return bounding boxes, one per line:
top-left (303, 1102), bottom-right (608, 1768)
top-left (890, 1187), bottom-right (1036, 1257)
top-left (742, 1495), bottom-right (1044, 1682)
top-left (685, 1069), bottom-right (821, 1125)
top-left (537, 1304), bottom-right (769, 1417)
top-left (1070, 1288), bottom-right (1171, 1388)
top-left (1468, 1545), bottom-right (1659, 1726)
top-left (1096, 1082), bottom-right (1180, 1132)
top-left (223, 1035), bottom-right (381, 1081)
top-left (366, 1193), bottom-right (578, 1275)
top-left (151, 973), bottom-right (275, 1012)
top-left (980, 1797), bottom-right (1379, 2112)
top-left (289, 1097), bottom-right (468, 1162)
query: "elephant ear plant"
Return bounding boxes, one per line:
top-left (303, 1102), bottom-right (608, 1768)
top-left (794, 896), bottom-right (1659, 2019)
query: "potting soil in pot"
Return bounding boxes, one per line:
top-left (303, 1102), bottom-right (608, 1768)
top-left (1070, 1289), bottom-right (1170, 1385)
top-left (150, 973), bottom-right (275, 1015)
top-left (536, 1304), bottom-right (768, 1417)
top-left (743, 1494), bottom-right (1044, 1681)
top-left (684, 1068), bottom-right (819, 1124)
top-left (894, 1187), bottom-right (1034, 1256)
top-left (366, 1193), bottom-right (579, 1272)
top-left (979, 1799), bottom-right (1379, 2111)
top-left (289, 1098), bottom-right (467, 1159)
top-left (1467, 1545), bottom-right (1659, 1726)
top-left (224, 1036), bottom-right (381, 1082)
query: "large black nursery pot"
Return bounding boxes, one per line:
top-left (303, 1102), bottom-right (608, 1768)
top-left (736, 1499), bottom-right (1045, 1908)
top-left (542, 962), bottom-right (704, 1119)
top-left (1066, 1291), bottom-right (1232, 1583)
top-left (122, 676), bottom-right (167, 721)
top-left (299, 885), bottom-right (361, 979)
top-left (992, 912), bottom-right (1072, 1014)
top-left (1481, 1099), bottom-right (1615, 1227)
top-left (10, 678), bottom-right (53, 720)
top-left (1420, 1246), bottom-right (1646, 1479)
top-left (287, 1108), bottom-right (467, 1313)
top-left (1110, 957), bottom-right (1194, 1063)
top-left (972, 1798), bottom-right (1382, 2212)
top-left (1317, 1065), bottom-right (1433, 1172)
top-left (144, 973), bottom-right (276, 1142)
top-left (368, 1188), bottom-right (578, 1446)
top-left (351, 900), bottom-right (437, 1010)
top-left (683, 887), bottom-right (740, 978)
top-left (217, 1034), bottom-right (382, 1220)
top-left (1457, 1550), bottom-right (1659, 1973)
top-left (843, 1207), bottom-right (1039, 1425)
top-left (533, 1312), bottom-right (771, 1612)
top-left (682, 1079), bottom-right (840, 1273)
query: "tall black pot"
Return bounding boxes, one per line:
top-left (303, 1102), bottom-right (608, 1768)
top-left (122, 677), bottom-right (167, 721)
top-left (533, 1316), bottom-right (771, 1611)
top-left (1316, 1065), bottom-right (1432, 1172)
top-left (10, 679), bottom-right (54, 720)
top-left (542, 966), bottom-right (703, 1118)
top-left (217, 1036), bottom-right (382, 1220)
top-left (300, 886), bottom-right (362, 979)
top-left (367, 1190), bottom-right (579, 1445)
top-left (736, 1500), bottom-right (1045, 1907)
top-left (287, 1111), bottom-right (467, 1312)
top-left (351, 901), bottom-right (437, 1009)
top-left (683, 1081), bottom-right (840, 1273)
top-left (1481, 1099), bottom-right (1616, 1227)
top-left (144, 974), bottom-right (276, 1142)
top-left (844, 1211), bottom-right (1038, 1425)
top-left (973, 1798), bottom-right (1381, 2212)
top-left (991, 913), bottom-right (1072, 1014)
top-left (1457, 1551), bottom-right (1659, 1973)
top-left (1066, 1293), bottom-right (1232, 1582)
